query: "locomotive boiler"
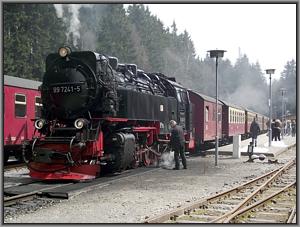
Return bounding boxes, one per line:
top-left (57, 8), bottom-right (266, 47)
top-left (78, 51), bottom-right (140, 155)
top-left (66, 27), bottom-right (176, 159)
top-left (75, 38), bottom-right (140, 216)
top-left (23, 47), bottom-right (193, 180)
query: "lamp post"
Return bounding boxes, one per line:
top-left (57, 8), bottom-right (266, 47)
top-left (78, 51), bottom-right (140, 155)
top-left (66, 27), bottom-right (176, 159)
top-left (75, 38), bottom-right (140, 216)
top-left (280, 88), bottom-right (286, 138)
top-left (266, 69), bottom-right (275, 147)
top-left (208, 49), bottom-right (226, 166)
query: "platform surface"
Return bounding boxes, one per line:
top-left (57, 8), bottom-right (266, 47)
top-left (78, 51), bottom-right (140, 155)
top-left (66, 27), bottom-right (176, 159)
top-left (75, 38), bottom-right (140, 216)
top-left (206, 133), bottom-right (296, 157)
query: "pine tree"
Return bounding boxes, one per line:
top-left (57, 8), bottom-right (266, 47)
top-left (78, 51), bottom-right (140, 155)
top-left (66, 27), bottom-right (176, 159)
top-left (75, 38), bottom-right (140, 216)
top-left (278, 60), bottom-right (296, 114)
top-left (96, 4), bottom-right (136, 63)
top-left (3, 3), bottom-right (66, 81)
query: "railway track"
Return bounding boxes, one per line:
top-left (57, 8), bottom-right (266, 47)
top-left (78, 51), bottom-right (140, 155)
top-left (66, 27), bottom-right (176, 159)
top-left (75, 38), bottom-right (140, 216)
top-left (145, 158), bottom-right (296, 223)
top-left (227, 182), bottom-right (296, 223)
top-left (4, 183), bottom-right (74, 207)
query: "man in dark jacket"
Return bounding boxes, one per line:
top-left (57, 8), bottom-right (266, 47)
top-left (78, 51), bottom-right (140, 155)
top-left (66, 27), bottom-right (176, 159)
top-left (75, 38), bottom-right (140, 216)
top-left (274, 119), bottom-right (282, 141)
top-left (250, 117), bottom-right (260, 147)
top-left (271, 119), bottom-right (276, 141)
top-left (169, 120), bottom-right (187, 170)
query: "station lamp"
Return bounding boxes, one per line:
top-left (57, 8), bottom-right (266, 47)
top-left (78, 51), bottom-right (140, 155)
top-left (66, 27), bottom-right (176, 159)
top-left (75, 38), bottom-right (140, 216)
top-left (208, 49), bottom-right (226, 166)
top-left (265, 69), bottom-right (275, 147)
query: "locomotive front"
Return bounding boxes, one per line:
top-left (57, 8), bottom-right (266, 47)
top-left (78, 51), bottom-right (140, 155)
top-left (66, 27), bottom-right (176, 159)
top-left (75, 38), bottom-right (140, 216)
top-left (41, 47), bottom-right (117, 120)
top-left (24, 47), bottom-right (118, 180)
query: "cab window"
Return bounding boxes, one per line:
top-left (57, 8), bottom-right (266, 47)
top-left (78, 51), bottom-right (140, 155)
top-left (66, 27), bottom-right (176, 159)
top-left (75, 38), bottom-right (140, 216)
top-left (180, 91), bottom-right (188, 103)
top-left (175, 88), bottom-right (182, 102)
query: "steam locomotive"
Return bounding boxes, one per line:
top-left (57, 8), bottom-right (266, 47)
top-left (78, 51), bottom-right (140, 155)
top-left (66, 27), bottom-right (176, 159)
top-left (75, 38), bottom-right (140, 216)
top-left (23, 47), bottom-right (193, 180)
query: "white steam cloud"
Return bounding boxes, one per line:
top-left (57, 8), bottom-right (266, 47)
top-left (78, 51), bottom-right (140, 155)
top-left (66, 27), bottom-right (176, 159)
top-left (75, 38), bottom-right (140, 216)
top-left (54, 4), bottom-right (92, 47)
top-left (227, 84), bottom-right (268, 114)
top-left (54, 4), bottom-right (63, 18)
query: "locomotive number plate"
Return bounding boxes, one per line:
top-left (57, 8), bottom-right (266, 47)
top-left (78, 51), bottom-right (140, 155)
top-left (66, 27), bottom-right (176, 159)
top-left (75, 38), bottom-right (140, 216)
top-left (52, 85), bottom-right (81, 94)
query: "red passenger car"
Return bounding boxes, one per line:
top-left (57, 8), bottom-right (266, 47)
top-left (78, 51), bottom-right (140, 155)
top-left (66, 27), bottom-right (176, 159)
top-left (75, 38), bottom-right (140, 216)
top-left (220, 101), bottom-right (246, 142)
top-left (188, 90), bottom-right (223, 152)
top-left (4, 75), bottom-right (42, 163)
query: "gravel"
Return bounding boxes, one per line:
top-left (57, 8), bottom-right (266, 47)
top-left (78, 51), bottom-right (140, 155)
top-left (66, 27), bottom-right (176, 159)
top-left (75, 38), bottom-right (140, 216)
top-left (4, 146), bottom-right (296, 223)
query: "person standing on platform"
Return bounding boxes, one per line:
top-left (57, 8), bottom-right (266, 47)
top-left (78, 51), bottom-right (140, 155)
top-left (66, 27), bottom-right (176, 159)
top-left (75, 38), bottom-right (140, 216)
top-left (271, 119), bottom-right (276, 141)
top-left (274, 119), bottom-right (282, 141)
top-left (169, 120), bottom-right (187, 170)
top-left (291, 120), bottom-right (296, 137)
top-left (250, 117), bottom-right (260, 147)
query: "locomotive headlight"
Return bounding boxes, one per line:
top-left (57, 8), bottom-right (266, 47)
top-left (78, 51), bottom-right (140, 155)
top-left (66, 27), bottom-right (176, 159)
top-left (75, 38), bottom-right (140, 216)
top-left (34, 119), bottom-right (46, 130)
top-left (74, 118), bottom-right (87, 129)
top-left (58, 47), bottom-right (71, 57)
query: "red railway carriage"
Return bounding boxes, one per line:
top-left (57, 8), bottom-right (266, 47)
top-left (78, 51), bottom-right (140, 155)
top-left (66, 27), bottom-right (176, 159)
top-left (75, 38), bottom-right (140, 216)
top-left (188, 90), bottom-right (223, 150)
top-left (220, 100), bottom-right (246, 142)
top-left (3, 75), bottom-right (42, 163)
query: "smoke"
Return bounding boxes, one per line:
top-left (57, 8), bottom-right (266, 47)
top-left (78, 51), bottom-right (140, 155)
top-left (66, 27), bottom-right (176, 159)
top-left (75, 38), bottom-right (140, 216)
top-left (159, 151), bottom-right (175, 169)
top-left (226, 84), bottom-right (268, 115)
top-left (54, 4), bottom-right (92, 47)
top-left (81, 30), bottom-right (97, 50)
top-left (68, 4), bottom-right (81, 45)
top-left (54, 4), bottom-right (63, 18)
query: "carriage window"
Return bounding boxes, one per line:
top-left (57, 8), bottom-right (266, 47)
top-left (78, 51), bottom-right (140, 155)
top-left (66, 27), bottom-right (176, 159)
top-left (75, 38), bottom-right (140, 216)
top-left (205, 106), bottom-right (209, 122)
top-left (15, 94), bottom-right (26, 117)
top-left (35, 96), bottom-right (43, 118)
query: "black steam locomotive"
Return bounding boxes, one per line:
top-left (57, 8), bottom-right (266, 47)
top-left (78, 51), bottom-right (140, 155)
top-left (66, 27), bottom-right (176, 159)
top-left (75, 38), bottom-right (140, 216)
top-left (24, 47), bottom-right (193, 180)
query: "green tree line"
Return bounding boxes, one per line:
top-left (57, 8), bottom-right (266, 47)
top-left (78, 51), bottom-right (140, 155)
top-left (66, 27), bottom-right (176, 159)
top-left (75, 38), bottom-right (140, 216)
top-left (3, 3), bottom-right (296, 116)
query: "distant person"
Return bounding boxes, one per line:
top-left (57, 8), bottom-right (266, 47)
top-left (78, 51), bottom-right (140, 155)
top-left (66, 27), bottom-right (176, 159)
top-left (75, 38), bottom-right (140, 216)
top-left (169, 120), bottom-right (187, 170)
top-left (274, 119), bottom-right (282, 141)
top-left (250, 117), bottom-right (260, 147)
top-left (291, 120), bottom-right (296, 137)
top-left (271, 119), bottom-right (276, 141)
top-left (285, 120), bottom-right (291, 136)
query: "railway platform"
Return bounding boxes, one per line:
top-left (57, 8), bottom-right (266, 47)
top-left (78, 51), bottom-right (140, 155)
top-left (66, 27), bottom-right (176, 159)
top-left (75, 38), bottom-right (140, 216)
top-left (206, 133), bottom-right (296, 157)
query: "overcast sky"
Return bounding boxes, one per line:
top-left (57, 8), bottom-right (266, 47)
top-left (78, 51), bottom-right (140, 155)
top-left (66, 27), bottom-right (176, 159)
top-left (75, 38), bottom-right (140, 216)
top-left (143, 4), bottom-right (296, 80)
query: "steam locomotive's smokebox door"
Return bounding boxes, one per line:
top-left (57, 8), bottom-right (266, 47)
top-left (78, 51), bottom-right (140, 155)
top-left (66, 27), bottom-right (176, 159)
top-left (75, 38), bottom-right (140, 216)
top-left (42, 52), bottom-right (98, 119)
